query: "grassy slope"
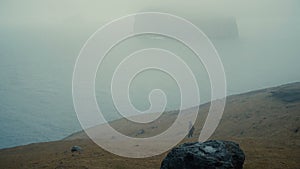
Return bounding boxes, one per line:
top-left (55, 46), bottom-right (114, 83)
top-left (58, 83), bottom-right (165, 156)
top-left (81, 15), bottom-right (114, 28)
top-left (0, 82), bottom-right (299, 169)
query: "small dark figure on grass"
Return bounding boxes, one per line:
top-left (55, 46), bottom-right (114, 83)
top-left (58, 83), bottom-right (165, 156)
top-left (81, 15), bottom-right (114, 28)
top-left (187, 121), bottom-right (195, 138)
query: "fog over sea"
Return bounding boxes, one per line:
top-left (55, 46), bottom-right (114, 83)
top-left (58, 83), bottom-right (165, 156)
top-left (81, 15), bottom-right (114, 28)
top-left (0, 0), bottom-right (299, 149)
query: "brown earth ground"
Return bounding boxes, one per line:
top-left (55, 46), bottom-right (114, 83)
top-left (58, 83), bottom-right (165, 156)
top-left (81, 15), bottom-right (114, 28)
top-left (0, 82), bottom-right (299, 169)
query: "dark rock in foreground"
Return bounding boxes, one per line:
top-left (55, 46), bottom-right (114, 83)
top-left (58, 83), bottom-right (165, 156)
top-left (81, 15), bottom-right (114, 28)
top-left (160, 140), bottom-right (245, 169)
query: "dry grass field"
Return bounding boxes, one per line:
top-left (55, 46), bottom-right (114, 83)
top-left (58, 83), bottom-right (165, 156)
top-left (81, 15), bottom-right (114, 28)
top-left (0, 82), bottom-right (299, 169)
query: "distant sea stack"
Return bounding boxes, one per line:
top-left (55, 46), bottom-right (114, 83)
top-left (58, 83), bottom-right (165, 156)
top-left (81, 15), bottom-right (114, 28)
top-left (134, 9), bottom-right (239, 40)
top-left (160, 140), bottom-right (245, 169)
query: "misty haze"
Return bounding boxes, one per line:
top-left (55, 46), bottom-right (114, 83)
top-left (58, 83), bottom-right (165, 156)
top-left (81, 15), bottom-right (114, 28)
top-left (0, 1), bottom-right (299, 169)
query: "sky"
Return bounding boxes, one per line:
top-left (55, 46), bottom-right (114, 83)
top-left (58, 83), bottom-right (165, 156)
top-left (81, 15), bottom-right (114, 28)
top-left (1, 0), bottom-right (300, 115)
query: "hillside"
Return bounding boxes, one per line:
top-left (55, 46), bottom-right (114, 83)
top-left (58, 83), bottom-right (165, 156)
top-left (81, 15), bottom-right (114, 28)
top-left (67, 82), bottom-right (300, 144)
top-left (0, 82), bottom-right (299, 169)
